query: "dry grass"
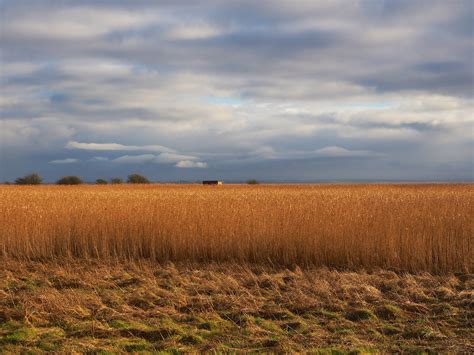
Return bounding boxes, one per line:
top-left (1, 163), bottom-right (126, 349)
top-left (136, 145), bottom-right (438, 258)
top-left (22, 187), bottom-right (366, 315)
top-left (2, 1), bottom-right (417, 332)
top-left (0, 184), bottom-right (472, 273)
top-left (1, 184), bottom-right (472, 351)
top-left (0, 260), bottom-right (472, 352)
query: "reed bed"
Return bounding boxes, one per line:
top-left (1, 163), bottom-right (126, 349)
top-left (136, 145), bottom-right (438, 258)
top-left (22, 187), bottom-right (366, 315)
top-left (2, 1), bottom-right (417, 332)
top-left (0, 184), bottom-right (472, 273)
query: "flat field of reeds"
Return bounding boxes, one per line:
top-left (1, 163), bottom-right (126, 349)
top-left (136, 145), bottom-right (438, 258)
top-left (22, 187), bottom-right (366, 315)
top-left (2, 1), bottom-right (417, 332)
top-left (1, 184), bottom-right (472, 273)
top-left (1, 184), bottom-right (473, 352)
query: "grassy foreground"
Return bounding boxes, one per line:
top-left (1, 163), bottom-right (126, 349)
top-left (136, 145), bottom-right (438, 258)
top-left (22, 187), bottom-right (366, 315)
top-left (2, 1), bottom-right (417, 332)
top-left (1, 260), bottom-right (472, 353)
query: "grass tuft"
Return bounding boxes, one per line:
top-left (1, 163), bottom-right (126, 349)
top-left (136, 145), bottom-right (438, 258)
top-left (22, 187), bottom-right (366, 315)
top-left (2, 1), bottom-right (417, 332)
top-left (346, 309), bottom-right (377, 322)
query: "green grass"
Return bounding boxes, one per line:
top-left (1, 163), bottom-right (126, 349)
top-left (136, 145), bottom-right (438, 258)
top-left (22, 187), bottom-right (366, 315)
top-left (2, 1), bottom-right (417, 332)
top-left (376, 304), bottom-right (401, 320)
top-left (0, 260), bottom-right (470, 353)
top-left (346, 309), bottom-right (377, 322)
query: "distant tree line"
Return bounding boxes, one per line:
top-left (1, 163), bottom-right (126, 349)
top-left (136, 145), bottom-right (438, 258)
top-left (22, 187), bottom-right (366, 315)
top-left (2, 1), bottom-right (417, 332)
top-left (6, 173), bottom-right (258, 185)
top-left (9, 173), bottom-right (153, 185)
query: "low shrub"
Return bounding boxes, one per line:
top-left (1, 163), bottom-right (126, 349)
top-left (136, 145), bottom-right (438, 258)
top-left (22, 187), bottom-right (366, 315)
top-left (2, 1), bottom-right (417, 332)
top-left (57, 176), bottom-right (83, 185)
top-left (127, 174), bottom-right (150, 184)
top-left (110, 178), bottom-right (123, 184)
top-left (15, 173), bottom-right (42, 185)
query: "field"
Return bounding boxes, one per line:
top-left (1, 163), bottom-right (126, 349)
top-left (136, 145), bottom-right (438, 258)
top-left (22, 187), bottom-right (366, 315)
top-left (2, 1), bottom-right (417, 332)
top-left (1, 184), bottom-right (472, 272)
top-left (0, 184), bottom-right (473, 352)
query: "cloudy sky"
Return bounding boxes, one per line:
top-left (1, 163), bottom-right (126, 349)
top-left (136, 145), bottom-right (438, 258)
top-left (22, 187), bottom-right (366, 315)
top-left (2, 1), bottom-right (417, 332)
top-left (1, 0), bottom-right (473, 182)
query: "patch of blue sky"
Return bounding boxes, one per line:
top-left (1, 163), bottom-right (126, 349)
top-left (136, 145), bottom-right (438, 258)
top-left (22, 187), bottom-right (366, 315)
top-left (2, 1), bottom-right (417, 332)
top-left (38, 90), bottom-right (69, 103)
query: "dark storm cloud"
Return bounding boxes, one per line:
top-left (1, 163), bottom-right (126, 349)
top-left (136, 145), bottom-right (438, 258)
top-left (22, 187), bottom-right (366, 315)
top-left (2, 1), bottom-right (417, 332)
top-left (0, 0), bottom-right (472, 182)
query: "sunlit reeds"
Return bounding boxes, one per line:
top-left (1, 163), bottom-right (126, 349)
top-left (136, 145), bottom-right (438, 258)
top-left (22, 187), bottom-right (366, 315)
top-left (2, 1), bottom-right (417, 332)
top-left (0, 184), bottom-right (472, 273)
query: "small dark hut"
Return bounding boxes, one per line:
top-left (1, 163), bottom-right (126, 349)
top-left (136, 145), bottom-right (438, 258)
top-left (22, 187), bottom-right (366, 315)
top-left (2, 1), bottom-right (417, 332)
top-left (202, 180), bottom-right (223, 185)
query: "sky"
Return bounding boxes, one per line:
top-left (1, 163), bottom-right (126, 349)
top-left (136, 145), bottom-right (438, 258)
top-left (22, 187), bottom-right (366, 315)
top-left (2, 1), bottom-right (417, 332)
top-left (0, 0), bottom-right (473, 182)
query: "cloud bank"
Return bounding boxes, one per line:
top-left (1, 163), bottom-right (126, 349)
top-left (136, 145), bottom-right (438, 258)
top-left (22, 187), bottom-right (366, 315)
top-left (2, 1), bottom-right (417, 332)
top-left (1, 0), bottom-right (472, 182)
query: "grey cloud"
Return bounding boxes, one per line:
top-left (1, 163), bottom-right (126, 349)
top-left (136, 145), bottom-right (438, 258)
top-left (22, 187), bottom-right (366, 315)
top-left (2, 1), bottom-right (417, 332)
top-left (0, 0), bottom-right (472, 182)
top-left (112, 154), bottom-right (155, 164)
top-left (246, 146), bottom-right (380, 162)
top-left (314, 146), bottom-right (375, 158)
top-left (111, 153), bottom-right (207, 166)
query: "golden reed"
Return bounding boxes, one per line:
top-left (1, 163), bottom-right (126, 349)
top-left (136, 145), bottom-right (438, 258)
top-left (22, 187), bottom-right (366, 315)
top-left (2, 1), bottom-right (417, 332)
top-left (0, 184), bottom-right (472, 273)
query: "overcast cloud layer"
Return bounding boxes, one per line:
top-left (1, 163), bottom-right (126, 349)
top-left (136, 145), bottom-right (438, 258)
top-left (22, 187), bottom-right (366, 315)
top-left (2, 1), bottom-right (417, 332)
top-left (1, 0), bottom-right (473, 182)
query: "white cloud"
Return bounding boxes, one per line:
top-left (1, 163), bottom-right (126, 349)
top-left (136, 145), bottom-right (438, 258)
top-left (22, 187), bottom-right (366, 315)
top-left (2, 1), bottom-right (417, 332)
top-left (111, 153), bottom-right (207, 167)
top-left (66, 141), bottom-right (175, 153)
top-left (112, 154), bottom-right (155, 164)
top-left (155, 152), bottom-right (200, 163)
top-left (59, 59), bottom-right (134, 78)
top-left (175, 160), bottom-right (208, 168)
top-left (165, 23), bottom-right (222, 40)
top-left (49, 158), bottom-right (79, 164)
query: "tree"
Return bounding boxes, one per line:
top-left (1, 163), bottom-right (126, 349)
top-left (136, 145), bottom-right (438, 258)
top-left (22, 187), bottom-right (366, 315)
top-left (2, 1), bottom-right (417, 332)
top-left (127, 174), bottom-right (150, 184)
top-left (15, 173), bottom-right (42, 185)
top-left (57, 176), bottom-right (83, 185)
top-left (246, 179), bottom-right (259, 185)
top-left (110, 178), bottom-right (123, 184)
top-left (96, 179), bottom-right (108, 184)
